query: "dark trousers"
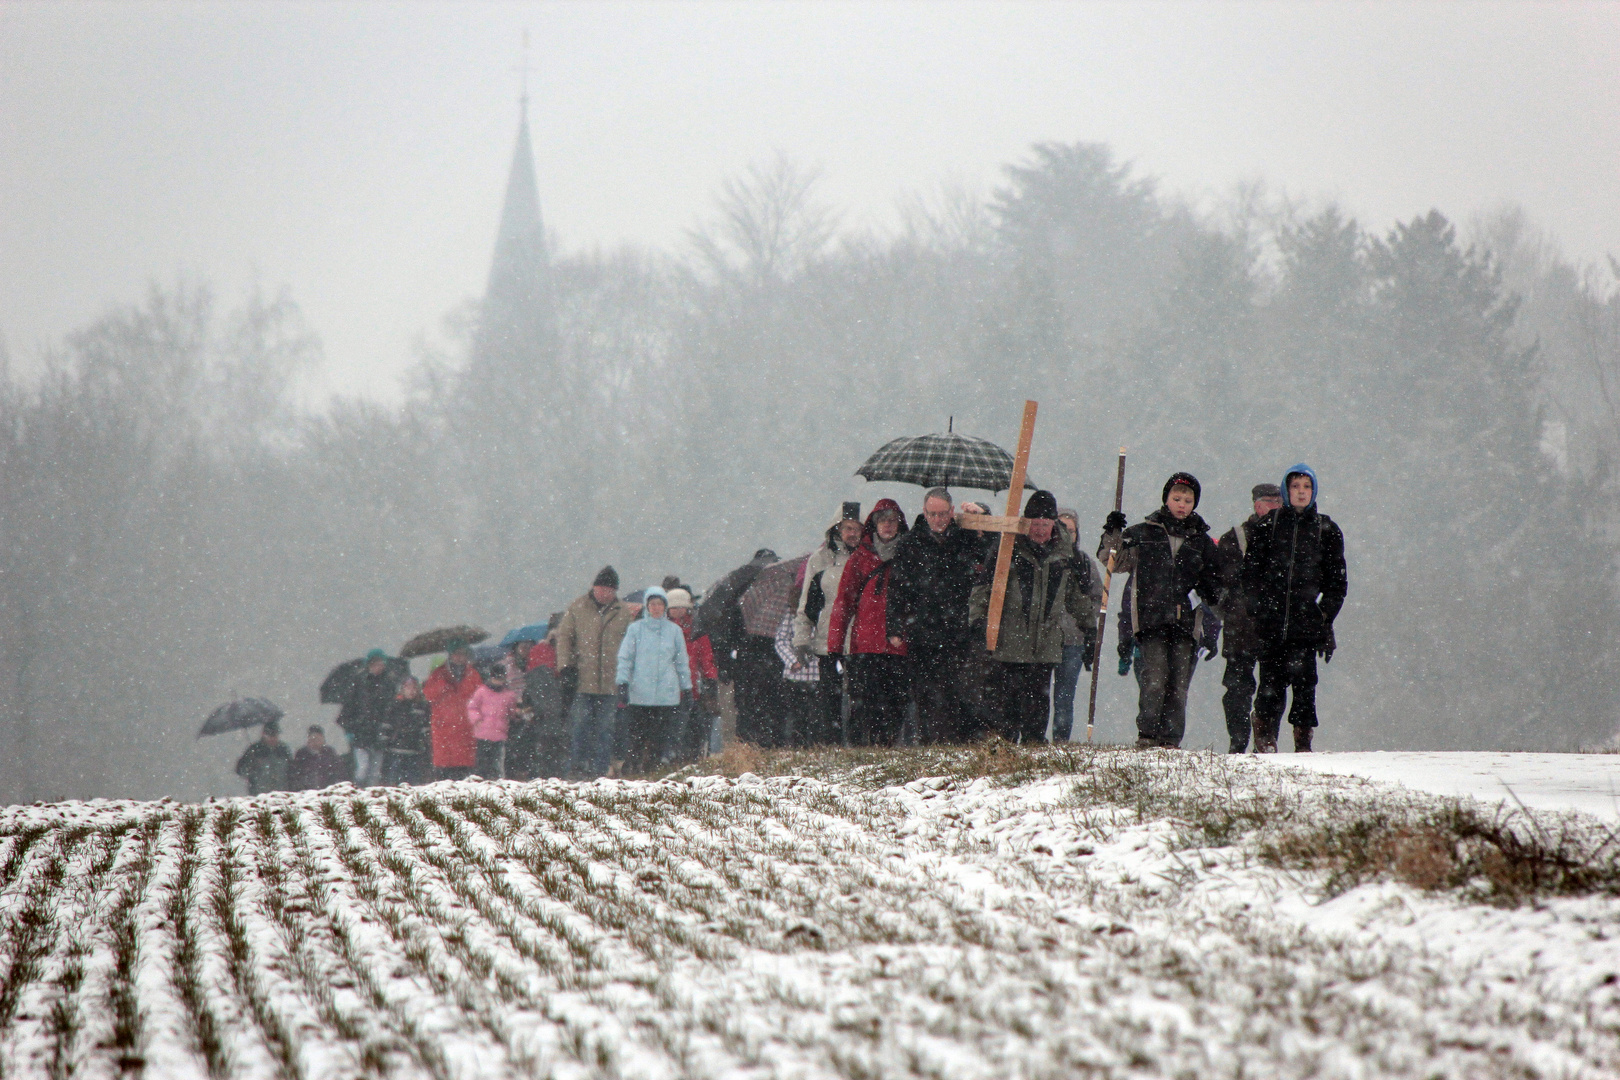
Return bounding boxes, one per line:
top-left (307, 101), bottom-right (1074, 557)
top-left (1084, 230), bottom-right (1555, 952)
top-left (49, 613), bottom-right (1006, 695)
top-left (435, 766), bottom-right (473, 782)
top-left (779, 681), bottom-right (817, 747)
top-left (846, 654), bottom-right (909, 746)
top-left (803, 664), bottom-right (845, 747)
top-left (733, 638), bottom-right (787, 747)
top-left (566, 693), bottom-right (617, 778)
top-left (908, 642), bottom-right (975, 745)
top-left (381, 750), bottom-right (429, 786)
top-left (989, 662), bottom-right (1055, 744)
top-left (474, 739), bottom-right (505, 780)
top-left (1051, 643), bottom-right (1087, 743)
top-left (1253, 645), bottom-right (1319, 740)
top-left (1135, 629), bottom-right (1196, 746)
top-left (623, 705), bottom-right (673, 775)
top-left (1221, 654), bottom-right (1259, 753)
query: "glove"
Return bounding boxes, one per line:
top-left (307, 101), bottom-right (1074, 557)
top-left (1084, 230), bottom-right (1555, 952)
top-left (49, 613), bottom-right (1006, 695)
top-left (1318, 626), bottom-right (1336, 663)
top-left (558, 667), bottom-right (579, 692)
top-left (1118, 655), bottom-right (1132, 677)
top-left (1202, 642), bottom-right (1220, 662)
top-left (616, 683), bottom-right (629, 708)
top-left (1103, 510), bottom-right (1129, 534)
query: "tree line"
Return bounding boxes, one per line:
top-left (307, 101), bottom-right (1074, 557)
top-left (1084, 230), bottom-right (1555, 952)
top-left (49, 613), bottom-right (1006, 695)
top-left (2, 142), bottom-right (1617, 802)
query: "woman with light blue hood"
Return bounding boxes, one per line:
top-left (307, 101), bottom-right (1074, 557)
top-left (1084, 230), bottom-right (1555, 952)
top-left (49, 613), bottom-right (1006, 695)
top-left (615, 586), bottom-right (692, 775)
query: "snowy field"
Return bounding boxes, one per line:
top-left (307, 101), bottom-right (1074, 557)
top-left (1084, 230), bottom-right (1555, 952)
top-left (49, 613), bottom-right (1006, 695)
top-left (3, 746), bottom-right (1620, 1079)
top-left (1257, 750), bottom-right (1620, 822)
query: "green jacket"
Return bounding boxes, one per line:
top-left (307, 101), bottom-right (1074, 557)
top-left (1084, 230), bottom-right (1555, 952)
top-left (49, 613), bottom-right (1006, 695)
top-left (970, 534), bottom-right (1098, 665)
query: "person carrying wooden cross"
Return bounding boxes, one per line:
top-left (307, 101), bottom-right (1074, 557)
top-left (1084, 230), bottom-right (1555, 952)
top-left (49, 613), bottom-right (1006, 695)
top-left (969, 489), bottom-right (1099, 743)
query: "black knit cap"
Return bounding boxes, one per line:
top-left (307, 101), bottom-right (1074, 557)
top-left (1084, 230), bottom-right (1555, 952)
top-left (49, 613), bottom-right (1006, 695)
top-left (1162, 472), bottom-right (1202, 508)
top-left (1251, 482), bottom-right (1281, 501)
top-left (593, 565), bottom-right (619, 589)
top-left (1023, 489), bottom-right (1059, 520)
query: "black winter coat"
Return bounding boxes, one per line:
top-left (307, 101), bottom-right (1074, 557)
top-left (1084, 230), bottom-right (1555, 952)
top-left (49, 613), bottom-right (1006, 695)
top-left (1241, 503), bottom-right (1347, 648)
top-left (1099, 507), bottom-right (1222, 639)
top-left (379, 697), bottom-right (432, 756)
top-left (888, 520), bottom-right (992, 652)
top-left (1214, 514), bottom-right (1266, 658)
top-left (339, 671), bottom-right (397, 749)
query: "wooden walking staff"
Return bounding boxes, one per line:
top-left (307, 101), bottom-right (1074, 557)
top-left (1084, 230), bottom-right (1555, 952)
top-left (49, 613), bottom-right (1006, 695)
top-left (1085, 448), bottom-right (1128, 743)
top-left (955, 400), bottom-right (1039, 652)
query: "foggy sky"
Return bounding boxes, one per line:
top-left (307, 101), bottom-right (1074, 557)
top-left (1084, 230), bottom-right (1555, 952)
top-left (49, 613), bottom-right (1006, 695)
top-left (3, 1), bottom-right (1618, 401)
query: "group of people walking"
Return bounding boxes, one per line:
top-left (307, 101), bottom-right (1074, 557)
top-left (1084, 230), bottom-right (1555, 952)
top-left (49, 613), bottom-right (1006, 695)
top-left (233, 462), bottom-right (1346, 794)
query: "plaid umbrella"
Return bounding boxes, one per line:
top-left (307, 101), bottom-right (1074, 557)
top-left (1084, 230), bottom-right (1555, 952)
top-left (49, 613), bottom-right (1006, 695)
top-left (856, 432), bottom-right (1038, 492)
top-left (739, 554), bottom-right (809, 637)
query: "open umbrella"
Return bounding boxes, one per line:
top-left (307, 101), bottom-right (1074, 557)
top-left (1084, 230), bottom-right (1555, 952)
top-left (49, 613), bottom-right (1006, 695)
top-left (856, 429), bottom-right (1038, 492)
top-left (500, 622), bottom-right (549, 647)
top-left (740, 553), bottom-right (810, 637)
top-left (318, 655), bottom-right (410, 705)
top-left (399, 625), bottom-right (489, 659)
top-left (198, 697), bottom-right (283, 738)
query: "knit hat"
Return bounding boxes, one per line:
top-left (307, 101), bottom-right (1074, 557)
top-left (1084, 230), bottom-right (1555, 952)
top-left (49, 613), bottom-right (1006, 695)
top-left (1251, 483), bottom-right (1281, 501)
top-left (666, 588), bottom-right (693, 609)
top-left (593, 565), bottom-right (619, 589)
top-left (753, 548), bottom-right (778, 561)
top-left (1162, 472), bottom-right (1202, 508)
top-left (308, 724), bottom-right (324, 737)
top-left (262, 719), bottom-right (281, 737)
top-left (841, 501), bottom-right (862, 523)
top-left (365, 648), bottom-right (387, 662)
top-left (1023, 489), bottom-right (1059, 520)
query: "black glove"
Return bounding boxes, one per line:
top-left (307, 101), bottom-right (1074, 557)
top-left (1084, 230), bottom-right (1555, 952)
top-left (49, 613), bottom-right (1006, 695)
top-left (1118, 655), bottom-right (1132, 677)
top-left (616, 683), bottom-right (629, 708)
top-left (1103, 510), bottom-right (1129, 533)
top-left (1318, 626), bottom-right (1336, 663)
top-left (558, 667), bottom-right (579, 692)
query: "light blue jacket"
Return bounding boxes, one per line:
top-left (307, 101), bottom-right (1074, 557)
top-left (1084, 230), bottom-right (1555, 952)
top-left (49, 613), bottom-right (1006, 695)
top-left (615, 587), bottom-right (693, 706)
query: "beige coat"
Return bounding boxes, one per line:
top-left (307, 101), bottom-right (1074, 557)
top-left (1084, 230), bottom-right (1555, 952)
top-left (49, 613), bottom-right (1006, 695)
top-left (792, 539), bottom-right (854, 655)
top-left (555, 594), bottom-right (636, 696)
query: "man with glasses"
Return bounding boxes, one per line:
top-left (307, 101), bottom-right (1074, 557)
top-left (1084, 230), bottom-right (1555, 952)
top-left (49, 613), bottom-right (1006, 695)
top-left (890, 488), bottom-right (991, 744)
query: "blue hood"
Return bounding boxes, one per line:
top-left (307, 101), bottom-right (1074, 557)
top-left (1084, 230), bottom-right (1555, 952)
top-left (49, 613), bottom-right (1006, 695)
top-left (643, 585), bottom-right (669, 619)
top-left (1283, 462), bottom-right (1319, 508)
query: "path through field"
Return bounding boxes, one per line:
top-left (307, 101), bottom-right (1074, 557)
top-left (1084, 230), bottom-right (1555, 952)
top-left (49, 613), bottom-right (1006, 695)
top-left (2, 749), bottom-right (1619, 1078)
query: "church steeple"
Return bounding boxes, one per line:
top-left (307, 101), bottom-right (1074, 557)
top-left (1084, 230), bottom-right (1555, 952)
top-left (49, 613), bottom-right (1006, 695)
top-left (480, 96), bottom-right (552, 339)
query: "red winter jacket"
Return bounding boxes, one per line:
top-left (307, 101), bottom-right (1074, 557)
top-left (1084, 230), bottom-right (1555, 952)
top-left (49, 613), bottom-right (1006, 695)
top-left (424, 662), bottom-right (483, 769)
top-left (670, 609), bottom-right (719, 691)
top-left (827, 498), bottom-right (909, 657)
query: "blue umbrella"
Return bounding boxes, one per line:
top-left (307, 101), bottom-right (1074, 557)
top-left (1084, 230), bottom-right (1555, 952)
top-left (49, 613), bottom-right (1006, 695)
top-left (500, 622), bottom-right (548, 647)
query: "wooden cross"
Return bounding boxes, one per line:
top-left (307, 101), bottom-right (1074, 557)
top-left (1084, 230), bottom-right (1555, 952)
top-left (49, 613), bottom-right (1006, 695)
top-left (955, 400), bottom-right (1038, 651)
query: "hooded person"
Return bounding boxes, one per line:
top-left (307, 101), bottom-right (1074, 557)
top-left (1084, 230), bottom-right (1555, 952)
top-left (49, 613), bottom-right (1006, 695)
top-left (1240, 464), bottom-right (1347, 753)
top-left (423, 640), bottom-right (484, 780)
top-left (664, 588), bottom-right (718, 763)
top-left (970, 490), bottom-right (1099, 744)
top-left (336, 648), bottom-right (398, 787)
top-left (890, 488), bottom-right (995, 744)
top-left (556, 566), bottom-right (637, 778)
top-left (1049, 508), bottom-right (1105, 743)
top-left (235, 719), bottom-right (291, 795)
top-left (1098, 473), bottom-right (1223, 749)
top-left (826, 498), bottom-right (910, 746)
top-left (793, 501), bottom-right (862, 745)
top-left (614, 586), bottom-right (692, 775)
top-left (1211, 482), bottom-right (1284, 753)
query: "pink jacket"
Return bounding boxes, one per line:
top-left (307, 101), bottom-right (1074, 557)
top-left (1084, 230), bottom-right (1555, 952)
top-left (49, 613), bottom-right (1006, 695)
top-left (466, 685), bottom-right (518, 742)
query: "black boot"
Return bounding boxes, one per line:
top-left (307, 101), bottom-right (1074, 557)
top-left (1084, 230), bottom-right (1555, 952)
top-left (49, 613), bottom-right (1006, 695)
top-left (1292, 724), bottom-right (1314, 753)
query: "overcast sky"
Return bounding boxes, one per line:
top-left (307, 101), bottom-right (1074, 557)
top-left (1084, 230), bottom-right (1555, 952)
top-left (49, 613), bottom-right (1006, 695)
top-left (3, 0), bottom-right (1618, 401)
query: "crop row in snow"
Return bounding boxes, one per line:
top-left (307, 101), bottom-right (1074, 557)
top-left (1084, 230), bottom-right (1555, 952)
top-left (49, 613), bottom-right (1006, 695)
top-left (1, 747), bottom-right (1618, 1078)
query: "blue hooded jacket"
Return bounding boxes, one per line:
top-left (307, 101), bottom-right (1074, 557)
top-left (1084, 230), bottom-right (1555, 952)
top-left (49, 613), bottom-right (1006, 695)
top-left (615, 586), bottom-right (693, 706)
top-left (1283, 462), bottom-right (1319, 508)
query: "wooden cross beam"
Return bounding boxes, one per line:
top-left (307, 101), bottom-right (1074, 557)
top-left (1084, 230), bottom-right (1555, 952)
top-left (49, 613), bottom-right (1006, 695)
top-left (954, 400), bottom-right (1038, 651)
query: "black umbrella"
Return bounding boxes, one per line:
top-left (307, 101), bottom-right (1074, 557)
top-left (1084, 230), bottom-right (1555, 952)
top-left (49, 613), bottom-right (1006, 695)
top-left (198, 697), bottom-right (283, 738)
top-left (319, 656), bottom-right (410, 705)
top-left (856, 430), bottom-right (1038, 492)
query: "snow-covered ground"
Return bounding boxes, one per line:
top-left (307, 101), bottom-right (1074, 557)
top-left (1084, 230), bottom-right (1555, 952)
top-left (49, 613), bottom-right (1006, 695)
top-left (2, 749), bottom-right (1618, 1078)
top-left (1258, 750), bottom-right (1620, 822)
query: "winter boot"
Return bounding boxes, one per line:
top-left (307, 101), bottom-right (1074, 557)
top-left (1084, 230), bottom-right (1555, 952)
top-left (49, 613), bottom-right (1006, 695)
top-left (1134, 736), bottom-right (1157, 750)
top-left (1292, 724), bottom-right (1314, 753)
